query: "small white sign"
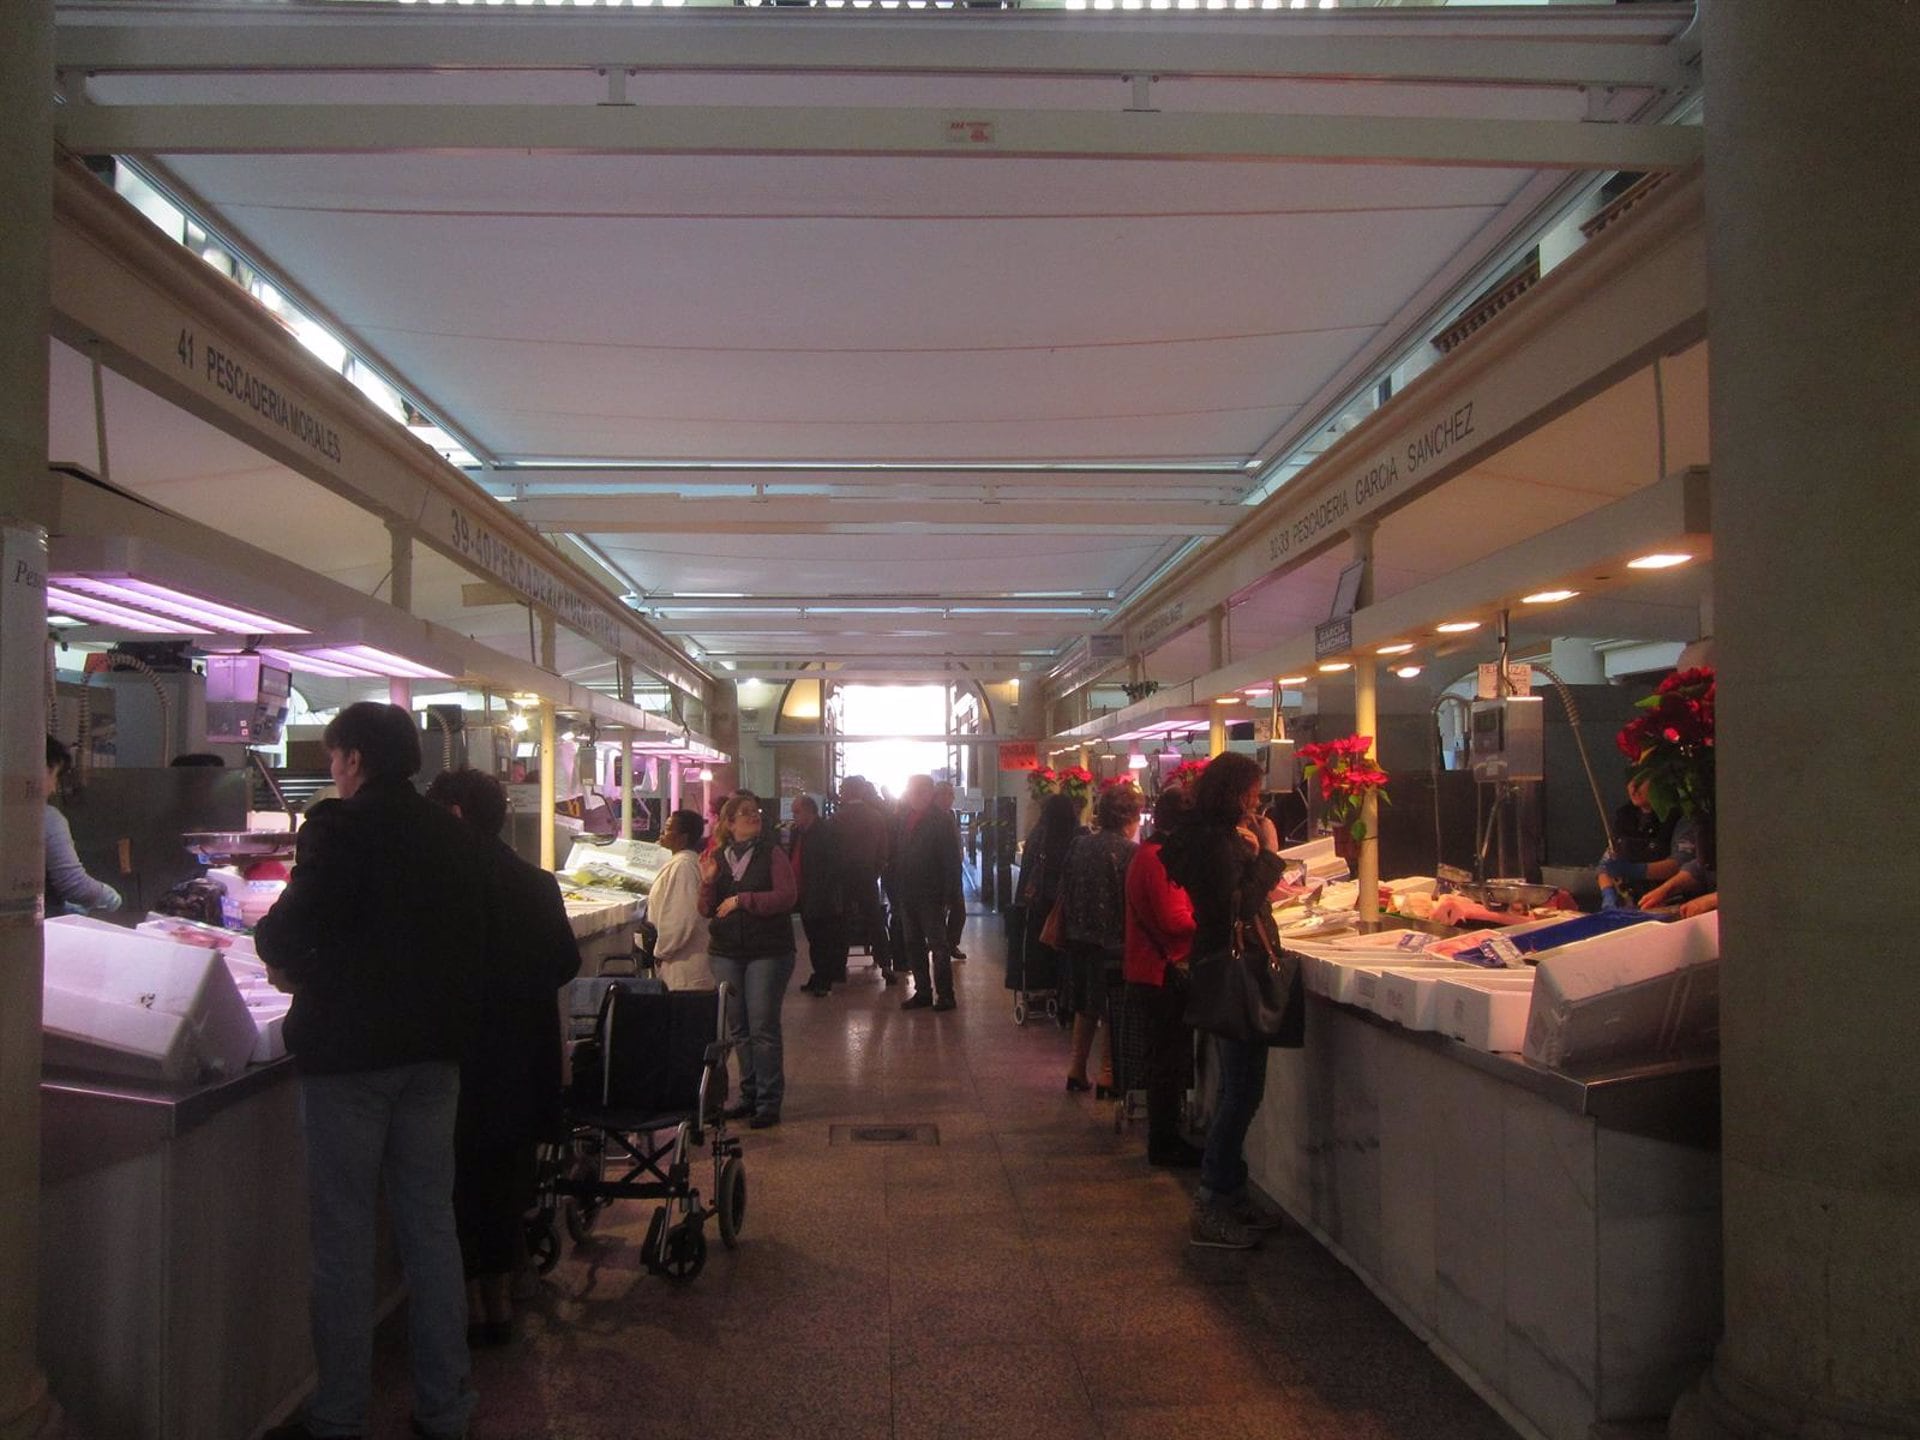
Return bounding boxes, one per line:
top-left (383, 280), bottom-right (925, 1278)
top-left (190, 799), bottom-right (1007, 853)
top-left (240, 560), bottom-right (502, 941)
top-left (945, 119), bottom-right (997, 146)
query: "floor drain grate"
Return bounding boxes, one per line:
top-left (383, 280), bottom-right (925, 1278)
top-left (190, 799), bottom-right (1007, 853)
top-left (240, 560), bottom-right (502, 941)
top-left (829, 1123), bottom-right (940, 1147)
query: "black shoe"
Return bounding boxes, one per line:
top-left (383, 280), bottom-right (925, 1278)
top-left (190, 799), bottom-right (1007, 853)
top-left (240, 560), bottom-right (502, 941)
top-left (1148, 1141), bottom-right (1205, 1169)
top-left (951, 948), bottom-right (968, 961)
top-left (1096, 1084), bottom-right (1120, 1101)
top-left (931, 996), bottom-right (957, 1012)
top-left (881, 969), bottom-right (902, 986)
top-left (749, 1112), bottom-right (781, 1129)
top-left (1064, 1076), bottom-right (1091, 1094)
top-left (264, 1426), bottom-right (361, 1440)
top-left (900, 992), bottom-right (933, 1010)
top-left (411, 1421), bottom-right (467, 1440)
top-left (722, 1101), bottom-right (754, 1121)
top-left (801, 978), bottom-right (830, 997)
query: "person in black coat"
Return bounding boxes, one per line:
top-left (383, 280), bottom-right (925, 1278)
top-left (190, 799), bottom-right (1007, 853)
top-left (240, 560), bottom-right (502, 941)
top-left (790, 793), bottom-right (849, 996)
top-left (424, 768), bottom-right (581, 1347)
top-left (1159, 751), bottom-right (1301, 1253)
top-left (833, 776), bottom-right (899, 985)
top-left (893, 774), bottom-right (965, 1012)
top-left (256, 703), bottom-right (488, 1440)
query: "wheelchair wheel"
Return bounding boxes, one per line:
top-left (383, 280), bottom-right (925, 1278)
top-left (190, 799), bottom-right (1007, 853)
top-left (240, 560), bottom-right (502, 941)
top-left (716, 1156), bottom-right (747, 1249)
top-left (661, 1223), bottom-right (708, 1283)
top-left (527, 1217), bottom-right (562, 1275)
top-left (1013, 994), bottom-right (1028, 1026)
top-left (563, 1143), bottom-right (605, 1244)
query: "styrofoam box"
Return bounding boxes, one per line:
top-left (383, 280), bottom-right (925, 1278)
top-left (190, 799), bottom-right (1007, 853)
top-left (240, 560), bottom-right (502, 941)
top-left (1377, 965), bottom-right (1478, 1030)
top-left (1524, 912), bottom-right (1721, 1070)
top-left (1355, 960), bottom-right (1470, 1016)
top-left (1435, 972), bottom-right (1538, 1053)
top-left (43, 915), bottom-right (258, 1084)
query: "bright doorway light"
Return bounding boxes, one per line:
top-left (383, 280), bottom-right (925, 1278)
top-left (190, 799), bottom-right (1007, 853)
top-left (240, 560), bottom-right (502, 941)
top-left (838, 684), bottom-right (950, 800)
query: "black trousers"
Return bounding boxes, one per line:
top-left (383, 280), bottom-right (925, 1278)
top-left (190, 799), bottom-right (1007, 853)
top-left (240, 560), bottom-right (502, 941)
top-left (843, 874), bottom-right (894, 973)
top-left (802, 911), bottom-right (849, 985)
top-left (901, 895), bottom-right (955, 1003)
top-left (1131, 978), bottom-right (1195, 1156)
top-left (454, 1137), bottom-right (537, 1279)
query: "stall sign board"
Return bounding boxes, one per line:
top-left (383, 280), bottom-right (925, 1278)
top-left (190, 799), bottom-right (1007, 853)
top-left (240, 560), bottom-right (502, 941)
top-left (1477, 662), bottom-right (1534, 699)
top-left (998, 742), bottom-right (1040, 772)
top-left (1315, 616), bottom-right (1353, 660)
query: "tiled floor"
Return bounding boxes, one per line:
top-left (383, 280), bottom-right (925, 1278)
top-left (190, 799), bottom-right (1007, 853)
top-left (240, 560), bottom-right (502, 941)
top-left (367, 915), bottom-right (1521, 1440)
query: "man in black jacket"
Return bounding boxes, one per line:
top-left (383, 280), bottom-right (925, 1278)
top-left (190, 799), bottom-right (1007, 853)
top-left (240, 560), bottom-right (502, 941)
top-left (257, 703), bottom-right (489, 1440)
top-left (894, 773), bottom-right (964, 1013)
top-left (832, 776), bottom-right (898, 985)
top-left (424, 767), bottom-right (581, 1346)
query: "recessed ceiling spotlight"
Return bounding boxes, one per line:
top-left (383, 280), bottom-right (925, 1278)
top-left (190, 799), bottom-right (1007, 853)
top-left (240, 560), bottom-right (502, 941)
top-left (1628, 553), bottom-right (1693, 570)
top-left (1436, 620), bottom-right (1481, 634)
top-left (1376, 643), bottom-right (1414, 656)
top-left (1395, 665), bottom-right (1424, 679)
top-left (1523, 589), bottom-right (1580, 605)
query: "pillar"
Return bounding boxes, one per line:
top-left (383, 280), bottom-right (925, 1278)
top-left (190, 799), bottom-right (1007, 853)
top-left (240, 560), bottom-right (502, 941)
top-left (538, 701), bottom-right (557, 872)
top-left (1671, 4), bottom-right (1920, 1437)
top-left (0, 3), bottom-right (60, 1433)
top-left (1350, 523), bottom-right (1379, 923)
top-left (617, 658), bottom-right (634, 843)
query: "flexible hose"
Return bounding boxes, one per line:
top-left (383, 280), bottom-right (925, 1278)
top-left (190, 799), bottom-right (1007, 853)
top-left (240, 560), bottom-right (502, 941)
top-left (1531, 663), bottom-right (1620, 855)
top-left (77, 652), bottom-right (172, 781)
top-left (1430, 693), bottom-right (1473, 873)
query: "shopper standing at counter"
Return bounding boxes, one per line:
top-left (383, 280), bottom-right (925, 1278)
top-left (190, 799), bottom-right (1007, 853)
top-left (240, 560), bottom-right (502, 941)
top-left (650, 808), bottom-right (713, 989)
top-left (1161, 752), bottom-right (1300, 1251)
top-left (43, 736), bottom-right (121, 915)
top-left (423, 768), bottom-right (581, 1349)
top-left (701, 792), bottom-right (798, 1128)
top-left (1123, 785), bottom-right (1201, 1168)
top-left (257, 702), bottom-right (487, 1440)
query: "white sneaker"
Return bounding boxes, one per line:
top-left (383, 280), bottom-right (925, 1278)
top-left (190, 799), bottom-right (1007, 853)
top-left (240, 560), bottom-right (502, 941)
top-left (1189, 1202), bottom-right (1258, 1250)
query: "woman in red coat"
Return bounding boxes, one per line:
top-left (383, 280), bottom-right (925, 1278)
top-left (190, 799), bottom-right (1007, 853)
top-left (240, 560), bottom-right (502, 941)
top-left (1123, 786), bottom-right (1201, 1168)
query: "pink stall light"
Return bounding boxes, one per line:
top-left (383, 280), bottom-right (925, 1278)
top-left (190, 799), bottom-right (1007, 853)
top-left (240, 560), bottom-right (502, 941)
top-left (52, 576), bottom-right (307, 634)
top-left (46, 584), bottom-right (209, 633)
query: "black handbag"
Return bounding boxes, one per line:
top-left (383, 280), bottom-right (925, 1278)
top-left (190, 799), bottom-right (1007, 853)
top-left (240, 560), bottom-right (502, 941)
top-left (1182, 898), bottom-right (1300, 1046)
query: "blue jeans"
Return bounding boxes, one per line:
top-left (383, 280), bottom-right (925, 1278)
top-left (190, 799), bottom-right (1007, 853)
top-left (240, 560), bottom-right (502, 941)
top-left (300, 1062), bottom-right (475, 1439)
top-left (1199, 1037), bottom-right (1269, 1203)
top-left (708, 951), bottom-right (796, 1118)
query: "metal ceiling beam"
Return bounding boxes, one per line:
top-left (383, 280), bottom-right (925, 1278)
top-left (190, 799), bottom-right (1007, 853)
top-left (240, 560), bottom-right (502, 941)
top-left (658, 613), bottom-right (1095, 636)
top-left (53, 10), bottom-right (1696, 90)
top-left (55, 103), bottom-right (1704, 172)
top-left (512, 495), bottom-right (1233, 537)
top-left (481, 465), bottom-right (1251, 496)
top-left (616, 593), bottom-right (1114, 610)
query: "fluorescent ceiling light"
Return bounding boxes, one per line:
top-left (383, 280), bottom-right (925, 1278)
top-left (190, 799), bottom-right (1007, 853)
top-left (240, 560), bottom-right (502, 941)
top-left (1277, 675), bottom-right (1309, 686)
top-left (1317, 661), bottom-right (1352, 673)
top-left (1628, 553), bottom-right (1693, 570)
top-left (46, 585), bottom-right (208, 633)
top-left (54, 575), bottom-right (305, 634)
top-left (266, 645), bottom-right (453, 681)
top-left (1376, 643), bottom-right (1414, 656)
top-left (1522, 589), bottom-right (1580, 605)
top-left (1436, 621), bottom-right (1482, 634)
top-left (1241, 686), bottom-right (1272, 697)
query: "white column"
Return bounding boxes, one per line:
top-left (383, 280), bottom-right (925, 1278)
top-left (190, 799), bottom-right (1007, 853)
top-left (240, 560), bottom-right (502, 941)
top-left (1350, 523), bottom-right (1379, 923)
top-left (0, 3), bottom-right (60, 1432)
top-left (538, 702), bottom-right (557, 872)
top-left (1672, 4), bottom-right (1920, 1436)
top-left (669, 760), bottom-right (682, 816)
top-left (617, 659), bottom-right (634, 843)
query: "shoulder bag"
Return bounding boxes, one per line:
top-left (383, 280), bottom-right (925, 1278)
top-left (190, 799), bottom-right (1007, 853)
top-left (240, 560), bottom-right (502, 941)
top-left (1037, 893), bottom-right (1067, 951)
top-left (1182, 891), bottom-right (1297, 1045)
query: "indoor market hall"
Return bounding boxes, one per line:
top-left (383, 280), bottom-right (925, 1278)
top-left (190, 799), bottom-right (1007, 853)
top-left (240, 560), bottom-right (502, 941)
top-left (362, 915), bottom-right (1517, 1440)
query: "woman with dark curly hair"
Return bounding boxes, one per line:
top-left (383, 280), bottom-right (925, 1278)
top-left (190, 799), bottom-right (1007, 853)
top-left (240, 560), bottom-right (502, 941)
top-left (1160, 752), bottom-right (1302, 1249)
top-left (1056, 782), bottom-right (1142, 1095)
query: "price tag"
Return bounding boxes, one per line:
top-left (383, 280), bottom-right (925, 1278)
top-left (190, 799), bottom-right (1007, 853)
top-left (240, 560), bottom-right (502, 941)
top-left (1483, 934), bottom-right (1524, 969)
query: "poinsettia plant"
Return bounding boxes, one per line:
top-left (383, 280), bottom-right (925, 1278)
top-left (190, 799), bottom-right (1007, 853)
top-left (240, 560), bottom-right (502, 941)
top-left (1163, 759), bottom-right (1209, 792)
top-left (1028, 764), bottom-right (1094, 807)
top-left (1617, 666), bottom-right (1715, 822)
top-left (1298, 734), bottom-right (1391, 841)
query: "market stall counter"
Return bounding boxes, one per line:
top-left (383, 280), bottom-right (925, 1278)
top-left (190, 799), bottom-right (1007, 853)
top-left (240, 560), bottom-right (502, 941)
top-left (1241, 889), bottom-right (1723, 1440)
